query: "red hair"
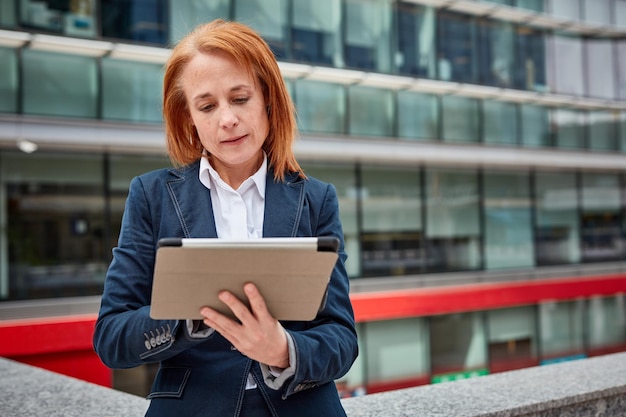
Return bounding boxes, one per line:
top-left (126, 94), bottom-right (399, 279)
top-left (163, 19), bottom-right (303, 181)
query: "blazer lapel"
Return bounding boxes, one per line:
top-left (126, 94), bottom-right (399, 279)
top-left (166, 162), bottom-right (218, 238)
top-left (263, 170), bottom-right (304, 238)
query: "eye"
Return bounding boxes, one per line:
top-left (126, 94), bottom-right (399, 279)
top-left (199, 103), bottom-right (215, 112)
top-left (233, 96), bottom-right (250, 105)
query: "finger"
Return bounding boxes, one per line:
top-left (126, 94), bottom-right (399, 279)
top-left (243, 283), bottom-right (272, 321)
top-left (218, 290), bottom-right (255, 323)
top-left (200, 306), bottom-right (241, 339)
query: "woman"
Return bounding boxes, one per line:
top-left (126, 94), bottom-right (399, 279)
top-left (93, 19), bottom-right (358, 417)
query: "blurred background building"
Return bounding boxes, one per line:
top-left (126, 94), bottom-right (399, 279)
top-left (1, 0), bottom-right (626, 398)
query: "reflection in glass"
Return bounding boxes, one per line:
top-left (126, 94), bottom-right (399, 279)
top-left (539, 300), bottom-right (584, 361)
top-left (291, 0), bottom-right (342, 66)
top-left (437, 11), bottom-right (476, 83)
top-left (101, 0), bottom-right (168, 45)
top-left (517, 0), bottom-right (544, 12)
top-left (587, 111), bottom-right (617, 152)
top-left (395, 3), bottom-right (436, 78)
top-left (294, 80), bottom-right (345, 134)
top-left (397, 91), bottom-right (439, 140)
top-left (483, 171), bottom-right (533, 269)
top-left (552, 109), bottom-right (585, 150)
top-left (430, 312), bottom-right (487, 375)
top-left (344, 0), bottom-right (392, 72)
top-left (483, 101), bottom-right (518, 145)
top-left (0, 0), bottom-right (16, 26)
top-left (617, 1), bottom-right (626, 26)
top-left (616, 41), bottom-right (626, 100)
top-left (19, 0), bottom-right (97, 37)
top-left (515, 26), bottom-right (547, 91)
top-left (534, 171), bottom-right (580, 265)
top-left (477, 19), bottom-right (514, 87)
top-left (22, 50), bottom-right (97, 118)
top-left (487, 306), bottom-right (539, 373)
top-left (548, 0), bottom-right (580, 20)
top-left (441, 96), bottom-right (480, 143)
top-left (0, 47), bottom-right (17, 113)
top-left (586, 40), bottom-right (616, 100)
top-left (102, 58), bottom-right (163, 123)
top-left (360, 165), bottom-right (422, 277)
top-left (550, 35), bottom-right (584, 96)
top-left (425, 168), bottom-right (481, 272)
top-left (587, 296), bottom-right (626, 354)
top-left (169, 0), bottom-right (229, 43)
top-left (348, 85), bottom-right (394, 137)
top-left (580, 173), bottom-right (624, 262)
top-left (520, 104), bottom-right (550, 147)
top-left (235, 0), bottom-right (288, 58)
top-left (582, 0), bottom-right (611, 25)
top-left (620, 112), bottom-right (626, 151)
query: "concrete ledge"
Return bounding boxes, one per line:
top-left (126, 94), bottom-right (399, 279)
top-left (2, 352), bottom-right (626, 417)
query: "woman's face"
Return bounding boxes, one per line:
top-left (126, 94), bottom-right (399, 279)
top-left (182, 52), bottom-right (269, 181)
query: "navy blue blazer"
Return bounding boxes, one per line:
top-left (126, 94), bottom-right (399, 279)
top-left (93, 161), bottom-right (358, 417)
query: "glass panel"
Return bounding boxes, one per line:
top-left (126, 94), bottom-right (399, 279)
top-left (552, 109), bottom-right (585, 150)
top-left (235, 0), bottom-right (288, 58)
top-left (396, 91), bottom-right (439, 140)
top-left (291, 0), bottom-right (341, 66)
top-left (588, 296), bottom-right (626, 352)
top-left (539, 300), bottom-right (585, 361)
top-left (617, 41), bottom-right (626, 100)
top-left (548, 0), bottom-right (580, 20)
top-left (437, 11), bottom-right (476, 83)
top-left (0, 47), bottom-right (18, 113)
top-left (102, 58), bottom-right (163, 123)
top-left (580, 173), bottom-right (624, 262)
top-left (587, 111), bottom-right (617, 152)
top-left (430, 312), bottom-right (487, 375)
top-left (549, 35), bottom-right (584, 96)
top-left (534, 171), bottom-right (580, 265)
top-left (487, 306), bottom-right (539, 373)
top-left (336, 323), bottom-right (366, 397)
top-left (425, 168), bottom-right (481, 272)
top-left (19, 0), bottom-right (97, 37)
top-left (169, 0), bottom-right (229, 43)
top-left (441, 96), bottom-right (480, 143)
top-left (482, 101), bottom-right (518, 145)
top-left (582, 0), bottom-right (610, 25)
top-left (515, 26), bottom-right (547, 92)
top-left (294, 80), bottom-right (345, 134)
top-left (0, 0), bottom-right (17, 26)
top-left (344, 0), bottom-right (392, 72)
top-left (586, 40), bottom-right (616, 100)
top-left (477, 19), bottom-right (514, 88)
top-left (516, 0), bottom-right (544, 12)
top-left (101, 0), bottom-right (168, 45)
top-left (365, 318), bottom-right (429, 385)
top-left (483, 171), bottom-right (534, 269)
top-left (395, 2), bottom-right (436, 78)
top-left (617, 0), bottom-right (626, 26)
top-left (520, 104), bottom-right (550, 147)
top-left (348, 85), bottom-right (394, 137)
top-left (2, 151), bottom-right (106, 301)
top-left (620, 112), bottom-right (626, 152)
top-left (360, 165), bottom-right (422, 277)
top-left (300, 162), bottom-right (359, 278)
top-left (22, 50), bottom-right (97, 118)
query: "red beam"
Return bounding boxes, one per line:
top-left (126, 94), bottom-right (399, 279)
top-left (351, 274), bottom-right (626, 322)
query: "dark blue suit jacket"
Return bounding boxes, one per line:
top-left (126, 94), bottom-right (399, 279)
top-left (93, 161), bottom-right (358, 417)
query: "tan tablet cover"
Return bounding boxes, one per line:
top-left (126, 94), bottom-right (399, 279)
top-left (150, 244), bottom-right (338, 321)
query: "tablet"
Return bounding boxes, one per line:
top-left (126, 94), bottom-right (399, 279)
top-left (149, 236), bottom-right (339, 321)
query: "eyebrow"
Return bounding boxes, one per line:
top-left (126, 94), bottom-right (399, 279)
top-left (192, 84), bottom-right (253, 103)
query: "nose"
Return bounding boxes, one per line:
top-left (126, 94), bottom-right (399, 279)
top-left (218, 105), bottom-right (238, 129)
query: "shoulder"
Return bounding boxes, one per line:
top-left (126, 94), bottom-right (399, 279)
top-left (134, 160), bottom-right (200, 185)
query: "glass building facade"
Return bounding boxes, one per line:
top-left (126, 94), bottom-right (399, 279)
top-left (1, 0), bottom-right (626, 398)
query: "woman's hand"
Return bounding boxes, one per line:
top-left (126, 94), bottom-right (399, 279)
top-left (200, 283), bottom-right (289, 369)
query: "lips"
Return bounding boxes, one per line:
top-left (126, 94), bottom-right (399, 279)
top-left (222, 135), bottom-right (246, 144)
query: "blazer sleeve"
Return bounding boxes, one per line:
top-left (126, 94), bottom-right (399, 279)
top-left (92, 176), bottom-right (211, 369)
top-left (281, 182), bottom-right (359, 398)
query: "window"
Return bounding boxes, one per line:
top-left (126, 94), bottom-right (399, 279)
top-left (169, 0), bottom-right (229, 44)
top-left (516, 0), bottom-right (544, 12)
top-left (487, 306), bottom-right (539, 373)
top-left (616, 41), bottom-right (626, 100)
top-left (549, 35), bottom-right (584, 96)
top-left (291, 0), bottom-right (341, 66)
top-left (430, 312), bottom-right (487, 376)
top-left (616, 0), bottom-right (626, 26)
top-left (19, 0), bottom-right (97, 37)
top-left (294, 80), bottom-right (346, 134)
top-left (582, 0), bottom-right (611, 26)
top-left (586, 40), bottom-right (616, 100)
top-left (0, 47), bottom-right (17, 113)
top-left (620, 112), bottom-right (626, 151)
top-left (101, 0), bottom-right (168, 45)
top-left (397, 91), bottom-right (439, 140)
top-left (534, 171), bottom-right (580, 266)
top-left (477, 19), bottom-right (514, 88)
top-left (587, 296), bottom-right (626, 354)
top-left (360, 165), bottom-right (422, 277)
top-left (548, 0), bottom-right (580, 20)
top-left (344, 0), bottom-right (392, 72)
top-left (22, 50), bottom-right (97, 118)
top-left (520, 104), bottom-right (550, 147)
top-left (483, 171), bottom-right (534, 269)
top-left (0, 0), bottom-right (17, 26)
top-left (539, 300), bottom-right (585, 362)
top-left (101, 58), bottom-right (163, 123)
top-left (348, 85), bottom-right (394, 137)
top-left (587, 111), bottom-right (617, 152)
top-left (580, 173), bottom-right (624, 262)
top-left (552, 109), bottom-right (585, 150)
top-left (394, 2), bottom-right (436, 78)
top-left (482, 101), bottom-right (518, 145)
top-left (515, 26), bottom-right (547, 92)
top-left (437, 11), bottom-right (477, 83)
top-left (425, 168), bottom-right (481, 272)
top-left (441, 96), bottom-right (480, 143)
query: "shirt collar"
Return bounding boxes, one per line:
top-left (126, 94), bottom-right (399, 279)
top-left (199, 153), bottom-right (267, 196)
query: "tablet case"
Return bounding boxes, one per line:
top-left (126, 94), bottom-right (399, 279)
top-left (150, 237), bottom-right (339, 321)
